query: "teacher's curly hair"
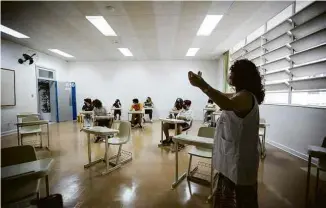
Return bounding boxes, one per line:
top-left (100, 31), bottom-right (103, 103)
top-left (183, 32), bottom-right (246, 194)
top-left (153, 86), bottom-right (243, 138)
top-left (229, 59), bottom-right (265, 104)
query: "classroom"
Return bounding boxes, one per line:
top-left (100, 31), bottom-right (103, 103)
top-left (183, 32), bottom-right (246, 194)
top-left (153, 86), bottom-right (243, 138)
top-left (1, 1), bottom-right (326, 207)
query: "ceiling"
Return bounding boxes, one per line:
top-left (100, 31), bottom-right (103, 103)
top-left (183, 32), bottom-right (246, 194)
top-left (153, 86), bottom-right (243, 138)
top-left (1, 1), bottom-right (293, 61)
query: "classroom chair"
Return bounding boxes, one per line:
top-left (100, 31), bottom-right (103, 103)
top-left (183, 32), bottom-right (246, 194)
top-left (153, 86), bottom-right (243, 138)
top-left (315, 137), bottom-right (326, 200)
top-left (259, 118), bottom-right (267, 159)
top-left (171, 120), bottom-right (194, 152)
top-left (1, 145), bottom-right (40, 207)
top-left (19, 115), bottom-right (43, 147)
top-left (186, 127), bottom-right (216, 196)
top-left (104, 121), bottom-right (132, 173)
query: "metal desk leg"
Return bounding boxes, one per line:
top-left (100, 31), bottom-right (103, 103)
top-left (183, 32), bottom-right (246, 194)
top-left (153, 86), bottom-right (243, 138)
top-left (161, 121), bottom-right (163, 143)
top-left (87, 133), bottom-right (91, 164)
top-left (174, 123), bottom-right (178, 136)
top-left (102, 137), bottom-right (110, 175)
top-left (17, 126), bottom-right (20, 146)
top-left (172, 141), bottom-right (187, 189)
top-left (47, 123), bottom-right (50, 149)
top-left (263, 127), bottom-right (266, 156)
top-left (305, 155), bottom-right (312, 208)
top-left (84, 133), bottom-right (103, 168)
top-left (45, 175), bottom-right (50, 196)
top-left (203, 109), bottom-right (205, 123)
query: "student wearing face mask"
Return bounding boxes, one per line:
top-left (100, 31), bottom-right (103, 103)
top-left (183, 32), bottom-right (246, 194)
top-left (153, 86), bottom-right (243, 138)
top-left (82, 98), bottom-right (93, 127)
top-left (162, 100), bottom-right (193, 145)
top-left (112, 99), bottom-right (122, 120)
top-left (168, 98), bottom-right (183, 119)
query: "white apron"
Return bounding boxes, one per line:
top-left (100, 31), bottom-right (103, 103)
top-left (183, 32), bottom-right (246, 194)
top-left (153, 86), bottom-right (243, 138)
top-left (212, 93), bottom-right (260, 185)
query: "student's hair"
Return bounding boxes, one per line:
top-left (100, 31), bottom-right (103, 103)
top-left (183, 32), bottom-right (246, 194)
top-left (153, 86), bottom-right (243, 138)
top-left (175, 98), bottom-right (183, 108)
top-left (92, 99), bottom-right (103, 108)
top-left (184, 100), bottom-right (191, 106)
top-left (133, 98), bottom-right (139, 104)
top-left (115, 99), bottom-right (120, 104)
top-left (147, 97), bottom-right (152, 102)
top-left (84, 98), bottom-right (92, 104)
top-left (229, 59), bottom-right (265, 104)
top-left (208, 99), bottom-right (213, 104)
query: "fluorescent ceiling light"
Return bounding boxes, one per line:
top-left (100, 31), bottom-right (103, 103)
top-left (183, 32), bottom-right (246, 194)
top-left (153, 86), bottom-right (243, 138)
top-left (118, 48), bottom-right (133, 57)
top-left (197, 15), bottom-right (223, 36)
top-left (0, 25), bottom-right (29, 38)
top-left (86, 16), bottom-right (117, 36)
top-left (186, 48), bottom-right (199, 56)
top-left (48, 49), bottom-right (74, 58)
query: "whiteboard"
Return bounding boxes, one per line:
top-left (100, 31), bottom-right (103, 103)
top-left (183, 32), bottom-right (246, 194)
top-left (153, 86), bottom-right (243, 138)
top-left (1, 68), bottom-right (16, 106)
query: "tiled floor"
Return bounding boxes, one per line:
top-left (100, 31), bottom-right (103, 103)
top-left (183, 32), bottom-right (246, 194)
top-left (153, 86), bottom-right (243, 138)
top-left (1, 121), bottom-right (325, 208)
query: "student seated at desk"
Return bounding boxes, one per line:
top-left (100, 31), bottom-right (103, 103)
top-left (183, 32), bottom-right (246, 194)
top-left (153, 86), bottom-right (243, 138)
top-left (168, 98), bottom-right (183, 119)
top-left (144, 97), bottom-right (154, 122)
top-left (93, 99), bottom-right (113, 142)
top-left (162, 100), bottom-right (193, 145)
top-left (204, 99), bottom-right (217, 123)
top-left (130, 98), bottom-right (143, 128)
top-left (112, 99), bottom-right (122, 120)
top-left (82, 98), bottom-right (93, 126)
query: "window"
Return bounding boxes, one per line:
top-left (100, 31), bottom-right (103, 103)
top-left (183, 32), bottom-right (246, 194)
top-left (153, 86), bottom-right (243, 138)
top-left (295, 0), bottom-right (314, 12)
top-left (264, 92), bottom-right (289, 104)
top-left (231, 39), bottom-right (245, 54)
top-left (292, 91), bottom-right (326, 106)
top-left (228, 1), bottom-right (326, 107)
top-left (36, 67), bottom-right (56, 81)
top-left (266, 4), bottom-right (293, 31)
top-left (246, 25), bottom-right (264, 43)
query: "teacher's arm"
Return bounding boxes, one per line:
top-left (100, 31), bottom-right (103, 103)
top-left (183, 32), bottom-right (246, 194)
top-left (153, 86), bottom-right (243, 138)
top-left (188, 71), bottom-right (251, 111)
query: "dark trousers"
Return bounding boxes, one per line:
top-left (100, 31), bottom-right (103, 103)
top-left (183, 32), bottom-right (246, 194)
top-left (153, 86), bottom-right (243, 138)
top-left (96, 119), bottom-right (112, 128)
top-left (145, 109), bottom-right (153, 119)
top-left (131, 114), bottom-right (142, 126)
top-left (214, 173), bottom-right (258, 208)
top-left (114, 110), bottom-right (121, 120)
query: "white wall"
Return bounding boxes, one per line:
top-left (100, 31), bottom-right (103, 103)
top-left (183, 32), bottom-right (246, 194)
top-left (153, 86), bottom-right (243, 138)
top-left (260, 104), bottom-right (326, 161)
top-left (68, 60), bottom-right (223, 120)
top-left (1, 39), bottom-right (69, 134)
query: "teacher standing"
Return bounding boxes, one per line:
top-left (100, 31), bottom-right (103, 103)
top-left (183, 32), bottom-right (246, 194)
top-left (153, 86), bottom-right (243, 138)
top-left (188, 59), bottom-right (265, 208)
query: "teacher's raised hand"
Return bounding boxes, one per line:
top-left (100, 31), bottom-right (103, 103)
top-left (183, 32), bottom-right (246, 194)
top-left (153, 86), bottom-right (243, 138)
top-left (188, 71), bottom-right (206, 88)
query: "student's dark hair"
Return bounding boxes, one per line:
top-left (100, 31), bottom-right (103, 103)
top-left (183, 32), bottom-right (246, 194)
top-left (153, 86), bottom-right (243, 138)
top-left (147, 97), bottom-right (152, 102)
top-left (92, 99), bottom-right (102, 108)
top-left (229, 59), bottom-right (265, 104)
top-left (133, 98), bottom-right (139, 103)
top-left (175, 98), bottom-right (183, 106)
top-left (208, 99), bottom-right (213, 104)
top-left (184, 100), bottom-right (191, 106)
top-left (84, 98), bottom-right (92, 104)
top-left (115, 99), bottom-right (120, 103)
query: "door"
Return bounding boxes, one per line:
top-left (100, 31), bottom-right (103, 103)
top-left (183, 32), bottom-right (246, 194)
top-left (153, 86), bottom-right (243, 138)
top-left (55, 81), bottom-right (77, 122)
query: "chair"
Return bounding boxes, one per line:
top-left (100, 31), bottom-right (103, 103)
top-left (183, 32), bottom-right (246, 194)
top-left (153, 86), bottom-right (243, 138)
top-left (259, 118), bottom-right (267, 159)
top-left (1, 145), bottom-right (40, 207)
top-left (105, 121), bottom-right (132, 173)
top-left (171, 120), bottom-right (194, 152)
top-left (187, 127), bottom-right (216, 195)
top-left (315, 137), bottom-right (326, 199)
top-left (20, 115), bottom-right (43, 147)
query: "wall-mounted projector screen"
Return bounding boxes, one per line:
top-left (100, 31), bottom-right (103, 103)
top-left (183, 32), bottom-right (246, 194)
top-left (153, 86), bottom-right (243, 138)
top-left (1, 68), bottom-right (16, 106)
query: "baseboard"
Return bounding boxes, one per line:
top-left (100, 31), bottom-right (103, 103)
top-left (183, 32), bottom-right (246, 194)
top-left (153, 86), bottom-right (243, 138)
top-left (266, 139), bottom-right (318, 165)
top-left (1, 129), bottom-right (17, 137)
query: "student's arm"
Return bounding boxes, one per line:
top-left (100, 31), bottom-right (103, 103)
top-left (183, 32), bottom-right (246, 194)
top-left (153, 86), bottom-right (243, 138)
top-left (188, 71), bottom-right (252, 112)
top-left (177, 111), bottom-right (193, 121)
top-left (130, 105), bottom-right (133, 111)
